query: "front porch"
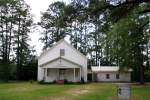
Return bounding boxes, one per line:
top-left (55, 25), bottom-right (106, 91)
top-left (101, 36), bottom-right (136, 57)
top-left (43, 68), bottom-right (82, 82)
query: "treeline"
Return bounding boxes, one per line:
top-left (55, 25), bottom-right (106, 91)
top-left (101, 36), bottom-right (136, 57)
top-left (38, 0), bottom-right (150, 84)
top-left (0, 0), bottom-right (150, 84)
top-left (0, 0), bottom-right (37, 81)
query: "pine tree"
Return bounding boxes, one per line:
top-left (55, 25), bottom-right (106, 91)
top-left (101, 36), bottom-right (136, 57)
top-left (38, 1), bottom-right (68, 49)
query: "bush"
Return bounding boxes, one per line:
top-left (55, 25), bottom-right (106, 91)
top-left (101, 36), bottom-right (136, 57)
top-left (64, 79), bottom-right (68, 84)
top-left (38, 80), bottom-right (57, 84)
top-left (52, 80), bottom-right (56, 83)
top-left (29, 80), bottom-right (34, 84)
top-left (145, 70), bottom-right (150, 82)
top-left (0, 63), bottom-right (11, 81)
top-left (81, 77), bottom-right (85, 83)
top-left (38, 80), bottom-right (44, 84)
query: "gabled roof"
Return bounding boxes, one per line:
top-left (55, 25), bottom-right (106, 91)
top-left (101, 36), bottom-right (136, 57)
top-left (38, 39), bottom-right (87, 60)
top-left (40, 57), bottom-right (82, 68)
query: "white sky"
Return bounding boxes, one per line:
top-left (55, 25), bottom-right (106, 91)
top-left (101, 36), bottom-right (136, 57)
top-left (25, 0), bottom-right (69, 56)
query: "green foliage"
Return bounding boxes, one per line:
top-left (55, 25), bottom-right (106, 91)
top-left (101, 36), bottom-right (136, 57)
top-left (38, 1), bottom-right (68, 49)
top-left (107, 5), bottom-right (150, 82)
top-left (144, 70), bottom-right (150, 82)
top-left (1, 0), bottom-right (149, 83)
top-left (18, 56), bottom-right (38, 80)
top-left (0, 63), bottom-right (10, 81)
top-left (0, 0), bottom-right (36, 81)
top-left (0, 63), bottom-right (16, 81)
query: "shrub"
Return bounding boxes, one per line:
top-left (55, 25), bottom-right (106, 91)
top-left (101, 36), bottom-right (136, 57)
top-left (38, 80), bottom-right (44, 84)
top-left (29, 80), bottom-right (34, 84)
top-left (52, 80), bottom-right (56, 83)
top-left (64, 79), bottom-right (68, 84)
top-left (145, 70), bottom-right (150, 82)
top-left (81, 77), bottom-right (85, 83)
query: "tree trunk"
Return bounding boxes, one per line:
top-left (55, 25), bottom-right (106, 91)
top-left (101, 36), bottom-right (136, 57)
top-left (5, 7), bottom-right (9, 63)
top-left (140, 65), bottom-right (144, 85)
top-left (0, 9), bottom-right (5, 61)
top-left (17, 14), bottom-right (21, 79)
top-left (8, 21), bottom-right (13, 60)
top-left (139, 46), bottom-right (144, 85)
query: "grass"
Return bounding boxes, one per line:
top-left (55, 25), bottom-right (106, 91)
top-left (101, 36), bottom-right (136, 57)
top-left (0, 82), bottom-right (149, 100)
top-left (131, 85), bottom-right (150, 100)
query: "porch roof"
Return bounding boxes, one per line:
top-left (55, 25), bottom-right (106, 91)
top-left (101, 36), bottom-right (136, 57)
top-left (40, 57), bottom-right (82, 68)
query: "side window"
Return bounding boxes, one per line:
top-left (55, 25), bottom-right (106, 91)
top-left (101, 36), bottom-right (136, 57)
top-left (106, 74), bottom-right (110, 79)
top-left (116, 74), bottom-right (119, 79)
top-left (60, 49), bottom-right (65, 56)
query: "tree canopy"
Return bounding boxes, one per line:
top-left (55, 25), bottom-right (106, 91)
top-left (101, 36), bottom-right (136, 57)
top-left (38, 0), bottom-right (150, 84)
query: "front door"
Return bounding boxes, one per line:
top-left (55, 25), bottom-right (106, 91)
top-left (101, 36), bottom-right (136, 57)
top-left (59, 69), bottom-right (66, 80)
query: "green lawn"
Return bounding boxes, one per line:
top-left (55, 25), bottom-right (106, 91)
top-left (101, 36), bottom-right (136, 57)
top-left (0, 82), bottom-right (149, 100)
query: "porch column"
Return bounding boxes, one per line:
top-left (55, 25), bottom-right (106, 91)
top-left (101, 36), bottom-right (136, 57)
top-left (74, 68), bottom-right (75, 82)
top-left (80, 68), bottom-right (81, 81)
top-left (45, 68), bottom-right (47, 81)
top-left (92, 72), bottom-right (93, 82)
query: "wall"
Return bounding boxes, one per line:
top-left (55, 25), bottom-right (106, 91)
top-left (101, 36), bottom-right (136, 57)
top-left (96, 72), bottom-right (131, 82)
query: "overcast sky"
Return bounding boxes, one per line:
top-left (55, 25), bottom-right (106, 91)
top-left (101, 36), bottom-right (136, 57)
top-left (24, 0), bottom-right (69, 56)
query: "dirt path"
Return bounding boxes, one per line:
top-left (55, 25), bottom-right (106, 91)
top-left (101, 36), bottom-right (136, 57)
top-left (65, 84), bottom-right (95, 96)
top-left (43, 84), bottom-right (96, 100)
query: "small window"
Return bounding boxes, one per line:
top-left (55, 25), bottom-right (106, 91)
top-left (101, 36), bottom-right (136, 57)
top-left (60, 49), bottom-right (65, 56)
top-left (116, 74), bottom-right (119, 79)
top-left (106, 74), bottom-right (110, 79)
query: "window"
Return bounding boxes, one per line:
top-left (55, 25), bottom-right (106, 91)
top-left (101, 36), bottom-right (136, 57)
top-left (60, 49), bottom-right (65, 56)
top-left (106, 74), bottom-right (110, 79)
top-left (116, 74), bottom-right (119, 79)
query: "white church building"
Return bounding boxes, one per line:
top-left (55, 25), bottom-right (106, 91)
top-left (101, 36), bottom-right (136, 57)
top-left (38, 39), bottom-right (87, 82)
top-left (38, 39), bottom-right (131, 83)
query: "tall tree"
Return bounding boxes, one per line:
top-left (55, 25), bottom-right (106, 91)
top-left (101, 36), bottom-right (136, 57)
top-left (107, 6), bottom-right (149, 84)
top-left (0, 0), bottom-right (19, 80)
top-left (13, 0), bottom-right (33, 79)
top-left (0, 0), bottom-right (33, 80)
top-left (38, 1), bottom-right (68, 49)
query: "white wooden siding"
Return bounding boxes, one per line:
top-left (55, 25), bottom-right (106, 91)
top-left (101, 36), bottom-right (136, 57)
top-left (96, 72), bottom-right (131, 82)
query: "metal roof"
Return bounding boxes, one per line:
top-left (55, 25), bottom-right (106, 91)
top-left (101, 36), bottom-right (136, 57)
top-left (91, 66), bottom-right (132, 72)
top-left (91, 66), bottom-right (119, 72)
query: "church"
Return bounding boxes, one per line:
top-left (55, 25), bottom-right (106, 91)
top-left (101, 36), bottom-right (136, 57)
top-left (38, 39), bottom-right (131, 83)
